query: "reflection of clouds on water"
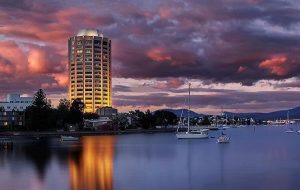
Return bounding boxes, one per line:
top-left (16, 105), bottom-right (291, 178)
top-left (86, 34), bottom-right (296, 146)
top-left (114, 134), bottom-right (176, 160)
top-left (69, 136), bottom-right (114, 190)
top-left (1, 128), bottom-right (300, 190)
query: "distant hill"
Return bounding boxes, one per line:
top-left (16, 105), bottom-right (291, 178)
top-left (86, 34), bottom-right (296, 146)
top-left (159, 109), bottom-right (203, 118)
top-left (159, 106), bottom-right (300, 120)
top-left (224, 106), bottom-right (300, 120)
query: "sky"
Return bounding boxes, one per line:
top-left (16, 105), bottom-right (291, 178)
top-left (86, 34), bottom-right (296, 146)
top-left (0, 0), bottom-right (300, 114)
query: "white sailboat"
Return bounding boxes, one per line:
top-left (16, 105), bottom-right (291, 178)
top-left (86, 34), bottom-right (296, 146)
top-left (176, 83), bottom-right (209, 139)
top-left (217, 133), bottom-right (230, 143)
top-left (285, 111), bottom-right (295, 133)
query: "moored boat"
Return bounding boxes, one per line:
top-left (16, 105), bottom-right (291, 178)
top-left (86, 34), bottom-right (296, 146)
top-left (60, 136), bottom-right (79, 141)
top-left (217, 133), bottom-right (230, 143)
top-left (176, 83), bottom-right (209, 139)
top-left (177, 129), bottom-right (209, 139)
top-left (285, 128), bottom-right (295, 133)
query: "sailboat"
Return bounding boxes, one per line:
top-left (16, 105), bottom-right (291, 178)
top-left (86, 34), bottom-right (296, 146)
top-left (176, 83), bottom-right (209, 139)
top-left (285, 111), bottom-right (295, 133)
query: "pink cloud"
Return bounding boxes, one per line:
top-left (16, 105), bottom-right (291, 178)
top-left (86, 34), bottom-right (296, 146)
top-left (238, 66), bottom-right (247, 73)
top-left (0, 62), bottom-right (13, 74)
top-left (159, 7), bottom-right (172, 19)
top-left (0, 41), bottom-right (27, 73)
top-left (28, 49), bottom-right (49, 74)
top-left (147, 48), bottom-right (172, 62)
top-left (259, 55), bottom-right (289, 76)
top-left (52, 73), bottom-right (68, 87)
top-left (153, 78), bottom-right (185, 90)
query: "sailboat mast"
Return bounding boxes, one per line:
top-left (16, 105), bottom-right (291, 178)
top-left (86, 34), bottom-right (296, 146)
top-left (287, 111), bottom-right (290, 126)
top-left (188, 83), bottom-right (191, 132)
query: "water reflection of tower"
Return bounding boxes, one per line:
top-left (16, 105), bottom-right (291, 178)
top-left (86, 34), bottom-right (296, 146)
top-left (69, 136), bottom-right (115, 190)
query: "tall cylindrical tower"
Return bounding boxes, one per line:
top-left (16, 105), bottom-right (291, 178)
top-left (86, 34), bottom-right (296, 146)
top-left (68, 29), bottom-right (112, 113)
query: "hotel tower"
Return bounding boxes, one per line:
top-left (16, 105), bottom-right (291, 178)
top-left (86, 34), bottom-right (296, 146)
top-left (68, 29), bottom-right (112, 113)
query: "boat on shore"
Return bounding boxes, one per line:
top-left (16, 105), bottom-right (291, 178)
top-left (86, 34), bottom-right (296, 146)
top-left (60, 136), bottom-right (79, 141)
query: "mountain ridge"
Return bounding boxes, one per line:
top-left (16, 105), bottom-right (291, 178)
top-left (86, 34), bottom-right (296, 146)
top-left (159, 106), bottom-right (300, 120)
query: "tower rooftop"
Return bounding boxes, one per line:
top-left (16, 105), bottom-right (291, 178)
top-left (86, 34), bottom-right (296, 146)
top-left (76, 29), bottom-right (103, 37)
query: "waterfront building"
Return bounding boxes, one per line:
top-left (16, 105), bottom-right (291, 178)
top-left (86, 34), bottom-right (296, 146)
top-left (68, 29), bottom-right (112, 113)
top-left (96, 106), bottom-right (118, 119)
top-left (0, 94), bottom-right (33, 127)
top-left (0, 111), bottom-right (24, 127)
top-left (84, 117), bottom-right (113, 131)
top-left (0, 94), bottom-right (33, 111)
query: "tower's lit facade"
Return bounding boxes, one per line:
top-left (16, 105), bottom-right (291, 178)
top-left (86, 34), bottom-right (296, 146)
top-left (68, 29), bottom-right (112, 113)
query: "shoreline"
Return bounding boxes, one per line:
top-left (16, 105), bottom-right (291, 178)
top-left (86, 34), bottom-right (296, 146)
top-left (0, 128), bottom-right (176, 138)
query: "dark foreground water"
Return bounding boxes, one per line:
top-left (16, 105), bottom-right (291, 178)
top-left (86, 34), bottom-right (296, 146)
top-left (1, 126), bottom-right (300, 190)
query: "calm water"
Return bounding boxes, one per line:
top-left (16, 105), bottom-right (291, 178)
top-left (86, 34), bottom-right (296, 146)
top-left (1, 126), bottom-right (300, 190)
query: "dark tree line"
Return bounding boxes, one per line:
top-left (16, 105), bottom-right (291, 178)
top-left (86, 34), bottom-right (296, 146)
top-left (122, 109), bottom-right (178, 129)
top-left (24, 89), bottom-right (179, 131)
top-left (25, 89), bottom-right (85, 131)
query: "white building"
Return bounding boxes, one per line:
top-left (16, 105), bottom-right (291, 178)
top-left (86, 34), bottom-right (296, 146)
top-left (0, 94), bottom-right (33, 111)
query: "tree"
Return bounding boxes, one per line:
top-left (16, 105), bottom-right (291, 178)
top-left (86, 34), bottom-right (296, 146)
top-left (57, 99), bottom-right (70, 112)
top-left (69, 98), bottom-right (84, 127)
top-left (128, 110), bottom-right (155, 129)
top-left (83, 112), bottom-right (99, 120)
top-left (25, 89), bottom-right (53, 131)
top-left (201, 116), bottom-right (211, 125)
top-left (55, 99), bottom-right (71, 128)
top-left (142, 110), bottom-right (155, 129)
top-left (129, 110), bottom-right (145, 129)
top-left (153, 110), bottom-right (177, 126)
top-left (112, 113), bottom-right (130, 130)
top-left (32, 89), bottom-right (51, 109)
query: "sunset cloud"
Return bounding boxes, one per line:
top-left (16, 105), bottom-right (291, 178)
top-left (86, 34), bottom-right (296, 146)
top-left (259, 55), bottom-right (288, 76)
top-left (147, 48), bottom-right (172, 62)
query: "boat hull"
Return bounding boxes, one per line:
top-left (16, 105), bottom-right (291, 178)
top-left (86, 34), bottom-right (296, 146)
top-left (61, 136), bottom-right (79, 141)
top-left (217, 139), bottom-right (230, 143)
top-left (217, 136), bottom-right (230, 143)
top-left (285, 130), bottom-right (295, 133)
top-left (176, 133), bottom-right (208, 139)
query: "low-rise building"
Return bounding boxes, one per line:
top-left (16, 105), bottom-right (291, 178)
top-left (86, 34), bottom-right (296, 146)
top-left (0, 94), bottom-right (33, 128)
top-left (84, 117), bottom-right (113, 131)
top-left (96, 106), bottom-right (118, 119)
top-left (0, 111), bottom-right (24, 127)
top-left (0, 94), bottom-right (33, 111)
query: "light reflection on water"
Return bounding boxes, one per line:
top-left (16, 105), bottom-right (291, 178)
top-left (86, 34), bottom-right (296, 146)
top-left (1, 126), bottom-right (300, 190)
top-left (69, 136), bottom-right (114, 190)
